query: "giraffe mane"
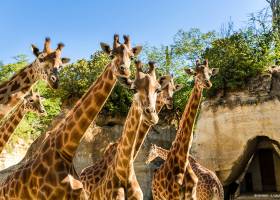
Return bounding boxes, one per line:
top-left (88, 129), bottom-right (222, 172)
top-left (0, 64), bottom-right (32, 89)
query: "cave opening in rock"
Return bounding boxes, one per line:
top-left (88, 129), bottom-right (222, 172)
top-left (240, 148), bottom-right (279, 194)
top-left (234, 136), bottom-right (280, 198)
top-left (225, 136), bottom-right (280, 199)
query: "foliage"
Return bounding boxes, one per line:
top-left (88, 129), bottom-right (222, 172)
top-left (266, 0), bottom-right (280, 38)
top-left (0, 55), bottom-right (28, 82)
top-left (173, 28), bottom-right (217, 63)
top-left (59, 51), bottom-right (109, 99)
top-left (141, 29), bottom-right (217, 112)
top-left (204, 32), bottom-right (271, 96)
top-left (204, 8), bottom-right (276, 97)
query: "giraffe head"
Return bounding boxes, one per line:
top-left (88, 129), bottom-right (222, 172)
top-left (145, 144), bottom-right (158, 164)
top-left (31, 37), bottom-right (70, 89)
top-left (23, 90), bottom-right (46, 115)
top-left (185, 59), bottom-right (219, 89)
top-left (131, 61), bottom-right (161, 126)
top-left (100, 34), bottom-right (142, 78)
top-left (158, 75), bottom-right (183, 109)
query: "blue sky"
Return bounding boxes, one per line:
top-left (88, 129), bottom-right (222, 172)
top-left (1, 0), bottom-right (268, 64)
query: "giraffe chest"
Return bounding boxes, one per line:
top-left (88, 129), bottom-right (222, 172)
top-left (0, 150), bottom-right (86, 199)
top-left (152, 168), bottom-right (186, 200)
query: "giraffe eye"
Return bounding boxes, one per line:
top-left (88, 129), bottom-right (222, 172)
top-left (130, 56), bottom-right (135, 61)
top-left (29, 99), bottom-right (34, 103)
top-left (155, 86), bottom-right (161, 93)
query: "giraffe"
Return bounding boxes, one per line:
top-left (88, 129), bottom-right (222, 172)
top-left (88, 61), bottom-right (161, 200)
top-left (79, 74), bottom-right (183, 193)
top-left (0, 90), bottom-right (45, 154)
top-left (0, 37), bottom-right (70, 120)
top-left (151, 60), bottom-right (219, 200)
top-left (146, 144), bottom-right (224, 200)
top-left (0, 35), bottom-right (142, 199)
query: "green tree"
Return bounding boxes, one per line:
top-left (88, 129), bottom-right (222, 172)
top-left (0, 55), bottom-right (28, 82)
top-left (266, 0), bottom-right (280, 37)
top-left (204, 32), bottom-right (271, 96)
top-left (173, 28), bottom-right (217, 64)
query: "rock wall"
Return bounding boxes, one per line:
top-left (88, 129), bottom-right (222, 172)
top-left (192, 98), bottom-right (280, 184)
top-left (191, 68), bottom-right (280, 187)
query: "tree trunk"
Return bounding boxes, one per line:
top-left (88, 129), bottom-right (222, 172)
top-left (267, 0), bottom-right (280, 38)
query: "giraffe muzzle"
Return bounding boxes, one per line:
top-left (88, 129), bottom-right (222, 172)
top-left (143, 109), bottom-right (159, 126)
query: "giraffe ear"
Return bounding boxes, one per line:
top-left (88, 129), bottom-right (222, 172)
top-left (184, 68), bottom-right (196, 76)
top-left (211, 68), bottom-right (219, 76)
top-left (132, 46), bottom-right (143, 56)
top-left (61, 57), bottom-right (71, 64)
top-left (31, 44), bottom-right (40, 57)
top-left (158, 76), bottom-right (166, 85)
top-left (100, 42), bottom-right (111, 55)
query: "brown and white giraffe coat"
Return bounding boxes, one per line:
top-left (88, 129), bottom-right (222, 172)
top-left (151, 60), bottom-right (219, 200)
top-left (146, 144), bottom-right (224, 200)
top-left (80, 74), bottom-right (183, 195)
top-left (87, 61), bottom-right (161, 200)
top-left (0, 35), bottom-right (142, 200)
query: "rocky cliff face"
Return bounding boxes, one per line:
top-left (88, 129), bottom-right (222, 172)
top-left (192, 67), bottom-right (280, 187)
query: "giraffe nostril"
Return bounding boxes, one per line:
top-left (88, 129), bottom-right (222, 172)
top-left (51, 76), bottom-right (57, 82)
top-left (145, 108), bottom-right (151, 114)
top-left (205, 81), bottom-right (212, 88)
top-left (120, 65), bottom-right (126, 71)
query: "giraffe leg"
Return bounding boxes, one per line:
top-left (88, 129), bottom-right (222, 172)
top-left (184, 164), bottom-right (198, 200)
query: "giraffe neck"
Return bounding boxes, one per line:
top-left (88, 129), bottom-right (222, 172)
top-left (56, 63), bottom-right (117, 162)
top-left (114, 99), bottom-right (142, 183)
top-left (133, 97), bottom-right (165, 160)
top-left (0, 100), bottom-right (27, 154)
top-left (166, 84), bottom-right (202, 174)
top-left (0, 62), bottom-right (39, 105)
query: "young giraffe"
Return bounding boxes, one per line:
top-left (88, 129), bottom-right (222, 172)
top-left (80, 74), bottom-right (183, 193)
top-left (0, 38), bottom-right (70, 120)
top-left (0, 35), bottom-right (142, 199)
top-left (151, 60), bottom-right (219, 200)
top-left (0, 90), bottom-right (45, 154)
top-left (146, 144), bottom-right (224, 200)
top-left (88, 61), bottom-right (161, 200)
